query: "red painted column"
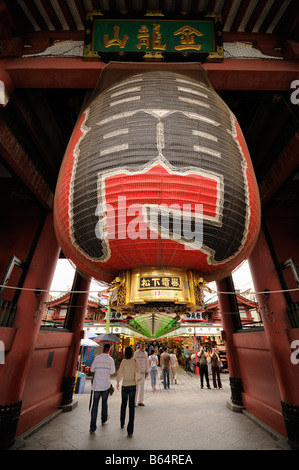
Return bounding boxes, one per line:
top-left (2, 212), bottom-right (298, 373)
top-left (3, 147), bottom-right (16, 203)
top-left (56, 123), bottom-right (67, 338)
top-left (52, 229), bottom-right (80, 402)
top-left (0, 68), bottom-right (14, 107)
top-left (216, 275), bottom-right (243, 406)
top-left (60, 271), bottom-right (90, 407)
top-left (248, 228), bottom-right (299, 449)
top-left (0, 213), bottom-right (60, 448)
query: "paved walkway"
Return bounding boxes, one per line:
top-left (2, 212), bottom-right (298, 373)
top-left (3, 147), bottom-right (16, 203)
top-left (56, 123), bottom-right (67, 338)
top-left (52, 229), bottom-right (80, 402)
top-left (13, 367), bottom-right (290, 452)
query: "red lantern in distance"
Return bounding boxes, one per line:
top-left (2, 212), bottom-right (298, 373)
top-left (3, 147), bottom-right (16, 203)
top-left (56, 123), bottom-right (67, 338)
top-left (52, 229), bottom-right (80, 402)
top-left (54, 69), bottom-right (261, 283)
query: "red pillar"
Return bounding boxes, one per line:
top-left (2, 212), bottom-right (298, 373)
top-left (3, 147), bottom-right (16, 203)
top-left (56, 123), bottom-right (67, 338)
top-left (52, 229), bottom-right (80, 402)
top-left (216, 275), bottom-right (243, 406)
top-left (248, 228), bottom-right (299, 449)
top-left (0, 213), bottom-right (60, 448)
top-left (60, 271), bottom-right (90, 407)
top-left (0, 68), bottom-right (14, 107)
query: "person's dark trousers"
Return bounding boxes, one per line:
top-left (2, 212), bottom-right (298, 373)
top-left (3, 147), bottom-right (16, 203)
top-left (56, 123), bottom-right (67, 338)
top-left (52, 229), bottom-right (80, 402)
top-left (184, 358), bottom-right (190, 371)
top-left (90, 389), bottom-right (109, 432)
top-left (200, 365), bottom-right (210, 388)
top-left (120, 385), bottom-right (136, 436)
top-left (212, 366), bottom-right (222, 388)
top-left (162, 368), bottom-right (170, 388)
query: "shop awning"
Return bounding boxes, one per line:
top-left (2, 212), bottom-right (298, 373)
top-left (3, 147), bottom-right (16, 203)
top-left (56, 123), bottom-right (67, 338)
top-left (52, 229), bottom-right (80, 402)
top-left (128, 312), bottom-right (179, 339)
top-left (85, 318), bottom-right (223, 340)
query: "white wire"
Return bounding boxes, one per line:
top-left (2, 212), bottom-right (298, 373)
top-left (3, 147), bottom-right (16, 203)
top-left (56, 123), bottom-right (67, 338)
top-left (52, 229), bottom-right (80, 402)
top-left (0, 284), bottom-right (298, 296)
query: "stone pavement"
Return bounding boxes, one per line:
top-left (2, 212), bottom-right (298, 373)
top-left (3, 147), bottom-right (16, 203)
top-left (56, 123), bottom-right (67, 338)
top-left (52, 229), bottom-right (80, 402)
top-left (12, 366), bottom-right (291, 452)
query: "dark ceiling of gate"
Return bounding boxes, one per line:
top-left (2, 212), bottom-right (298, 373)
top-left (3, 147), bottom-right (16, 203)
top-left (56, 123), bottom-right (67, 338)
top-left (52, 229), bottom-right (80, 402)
top-left (0, 0), bottom-right (298, 40)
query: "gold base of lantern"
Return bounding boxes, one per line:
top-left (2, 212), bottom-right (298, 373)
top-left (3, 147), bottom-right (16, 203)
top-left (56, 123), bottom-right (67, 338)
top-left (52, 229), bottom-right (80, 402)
top-left (112, 268), bottom-right (208, 311)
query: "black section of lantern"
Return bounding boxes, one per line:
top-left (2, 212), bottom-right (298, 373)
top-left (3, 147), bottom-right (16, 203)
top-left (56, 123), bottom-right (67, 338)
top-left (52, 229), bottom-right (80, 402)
top-left (71, 71), bottom-right (248, 264)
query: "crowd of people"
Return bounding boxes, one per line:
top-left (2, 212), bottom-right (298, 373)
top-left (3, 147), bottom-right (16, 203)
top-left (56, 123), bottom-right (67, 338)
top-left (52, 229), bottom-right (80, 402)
top-left (183, 344), bottom-right (223, 390)
top-left (88, 341), bottom-right (223, 438)
top-left (88, 342), bottom-right (179, 438)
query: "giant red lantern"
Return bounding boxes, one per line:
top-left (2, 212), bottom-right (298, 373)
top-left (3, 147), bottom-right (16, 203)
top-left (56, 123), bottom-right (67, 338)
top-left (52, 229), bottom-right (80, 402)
top-left (54, 69), bottom-right (261, 285)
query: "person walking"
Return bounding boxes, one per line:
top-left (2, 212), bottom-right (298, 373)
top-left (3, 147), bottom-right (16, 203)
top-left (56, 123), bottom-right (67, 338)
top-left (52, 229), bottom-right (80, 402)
top-left (207, 348), bottom-right (212, 375)
top-left (183, 345), bottom-right (191, 372)
top-left (134, 342), bottom-right (149, 406)
top-left (198, 346), bottom-right (211, 389)
top-left (148, 342), bottom-right (155, 355)
top-left (169, 349), bottom-right (178, 384)
top-left (161, 346), bottom-right (171, 389)
top-left (158, 346), bottom-right (163, 383)
top-left (158, 346), bottom-right (163, 367)
top-left (148, 350), bottom-right (158, 391)
top-left (89, 343), bottom-right (115, 433)
top-left (116, 346), bottom-right (139, 437)
top-left (210, 348), bottom-right (222, 389)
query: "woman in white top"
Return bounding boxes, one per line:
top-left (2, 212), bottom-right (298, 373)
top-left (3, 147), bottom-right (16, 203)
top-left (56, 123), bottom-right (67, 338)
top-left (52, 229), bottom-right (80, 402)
top-left (148, 351), bottom-right (158, 391)
top-left (116, 346), bottom-right (139, 437)
top-left (169, 349), bottom-right (178, 384)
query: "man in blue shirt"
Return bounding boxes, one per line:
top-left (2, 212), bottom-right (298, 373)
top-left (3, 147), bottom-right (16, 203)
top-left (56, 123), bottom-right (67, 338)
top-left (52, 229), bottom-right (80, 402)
top-left (183, 345), bottom-right (191, 372)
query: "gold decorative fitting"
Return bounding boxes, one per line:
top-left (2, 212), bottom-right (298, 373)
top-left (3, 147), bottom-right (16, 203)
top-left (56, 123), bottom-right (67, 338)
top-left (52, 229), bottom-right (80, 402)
top-left (143, 51), bottom-right (164, 61)
top-left (108, 274), bottom-right (125, 293)
top-left (145, 10), bottom-right (164, 17)
top-left (86, 10), bottom-right (103, 20)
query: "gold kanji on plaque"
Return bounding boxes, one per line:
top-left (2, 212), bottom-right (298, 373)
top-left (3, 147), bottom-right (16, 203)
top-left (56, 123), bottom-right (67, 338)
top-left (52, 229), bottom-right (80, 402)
top-left (137, 25), bottom-right (150, 49)
top-left (173, 25), bottom-right (203, 51)
top-left (161, 277), bottom-right (170, 287)
top-left (137, 24), bottom-right (166, 50)
top-left (152, 24), bottom-right (166, 50)
top-left (104, 25), bottom-right (129, 48)
top-left (140, 278), bottom-right (151, 288)
top-left (171, 278), bottom-right (180, 287)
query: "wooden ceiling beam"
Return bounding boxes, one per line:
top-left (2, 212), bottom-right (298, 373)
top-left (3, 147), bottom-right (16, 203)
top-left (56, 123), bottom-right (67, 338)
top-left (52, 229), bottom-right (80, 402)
top-left (245, 0), bottom-right (268, 32)
top-left (56, 0), bottom-right (77, 30)
top-left (74, 0), bottom-right (87, 25)
top-left (190, 0), bottom-right (200, 12)
top-left (4, 0), bottom-right (35, 35)
top-left (24, 0), bottom-right (49, 31)
top-left (107, 0), bottom-right (117, 11)
top-left (90, 0), bottom-right (100, 10)
top-left (207, 0), bottom-right (217, 11)
top-left (231, 0), bottom-right (252, 32)
top-left (0, 0), bottom-right (16, 39)
top-left (12, 95), bottom-right (59, 180)
top-left (259, 132), bottom-right (299, 206)
top-left (284, 9), bottom-right (299, 42)
top-left (8, 29), bottom-right (281, 59)
top-left (258, 0), bottom-right (283, 34)
top-left (273, 0), bottom-right (298, 39)
top-left (2, 57), bottom-right (299, 91)
top-left (251, 102), bottom-right (291, 174)
top-left (1, 0), bottom-right (296, 39)
top-left (39, 0), bottom-right (63, 31)
top-left (0, 118), bottom-right (54, 210)
top-left (221, 0), bottom-right (235, 26)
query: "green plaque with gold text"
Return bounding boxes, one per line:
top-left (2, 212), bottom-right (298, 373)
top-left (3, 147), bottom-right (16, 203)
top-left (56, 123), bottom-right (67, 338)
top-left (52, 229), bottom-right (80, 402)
top-left (84, 11), bottom-right (223, 62)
